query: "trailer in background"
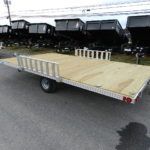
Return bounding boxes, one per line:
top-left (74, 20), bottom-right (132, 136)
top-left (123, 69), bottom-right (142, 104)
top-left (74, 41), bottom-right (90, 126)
top-left (0, 25), bottom-right (11, 46)
top-left (55, 19), bottom-right (86, 52)
top-left (28, 23), bottom-right (55, 47)
top-left (85, 19), bottom-right (128, 51)
top-left (126, 15), bottom-right (150, 53)
top-left (11, 19), bottom-right (30, 46)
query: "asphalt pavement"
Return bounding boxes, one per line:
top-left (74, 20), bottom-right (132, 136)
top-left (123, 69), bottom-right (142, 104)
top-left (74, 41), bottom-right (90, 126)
top-left (0, 65), bottom-right (150, 150)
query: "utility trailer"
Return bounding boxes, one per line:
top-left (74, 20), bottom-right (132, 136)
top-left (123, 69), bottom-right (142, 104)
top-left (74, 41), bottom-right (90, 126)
top-left (11, 19), bottom-right (30, 45)
top-left (0, 25), bottom-right (11, 46)
top-left (0, 49), bottom-right (150, 104)
top-left (28, 23), bottom-right (55, 47)
top-left (55, 18), bottom-right (86, 51)
top-left (126, 15), bottom-right (150, 53)
top-left (85, 20), bottom-right (127, 51)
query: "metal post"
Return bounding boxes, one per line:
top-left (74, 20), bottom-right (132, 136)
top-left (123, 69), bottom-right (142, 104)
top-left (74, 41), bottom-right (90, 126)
top-left (4, 0), bottom-right (11, 26)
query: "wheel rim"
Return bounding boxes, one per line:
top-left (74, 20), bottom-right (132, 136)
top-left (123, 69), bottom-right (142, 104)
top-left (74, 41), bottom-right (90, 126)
top-left (41, 78), bottom-right (50, 90)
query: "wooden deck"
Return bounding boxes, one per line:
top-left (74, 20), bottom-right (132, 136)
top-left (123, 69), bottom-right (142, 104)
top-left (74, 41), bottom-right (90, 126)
top-left (1, 53), bottom-right (150, 98)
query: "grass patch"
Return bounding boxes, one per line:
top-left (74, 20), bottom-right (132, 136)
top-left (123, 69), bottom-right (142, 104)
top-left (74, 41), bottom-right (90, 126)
top-left (111, 53), bottom-right (150, 66)
top-left (1, 47), bottom-right (150, 66)
top-left (0, 46), bottom-right (56, 56)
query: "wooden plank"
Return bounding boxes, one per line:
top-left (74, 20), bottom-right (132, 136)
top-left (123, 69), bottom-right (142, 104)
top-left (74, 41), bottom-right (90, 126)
top-left (1, 53), bottom-right (150, 98)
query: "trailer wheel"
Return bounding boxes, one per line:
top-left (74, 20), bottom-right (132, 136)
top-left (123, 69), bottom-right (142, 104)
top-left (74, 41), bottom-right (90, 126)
top-left (40, 77), bottom-right (57, 93)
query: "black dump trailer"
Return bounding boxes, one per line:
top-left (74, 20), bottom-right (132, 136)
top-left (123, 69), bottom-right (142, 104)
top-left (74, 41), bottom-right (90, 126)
top-left (55, 18), bottom-right (86, 52)
top-left (0, 25), bottom-right (11, 46)
top-left (126, 15), bottom-right (150, 53)
top-left (11, 19), bottom-right (30, 45)
top-left (28, 23), bottom-right (55, 47)
top-left (86, 19), bottom-right (127, 51)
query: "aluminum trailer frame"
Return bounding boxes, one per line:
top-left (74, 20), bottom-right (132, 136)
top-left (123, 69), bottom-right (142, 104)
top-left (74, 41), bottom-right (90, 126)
top-left (0, 49), bottom-right (149, 104)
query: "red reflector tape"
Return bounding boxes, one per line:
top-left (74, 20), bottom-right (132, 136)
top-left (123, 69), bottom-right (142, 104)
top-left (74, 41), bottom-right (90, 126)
top-left (123, 96), bottom-right (132, 103)
top-left (126, 98), bottom-right (132, 103)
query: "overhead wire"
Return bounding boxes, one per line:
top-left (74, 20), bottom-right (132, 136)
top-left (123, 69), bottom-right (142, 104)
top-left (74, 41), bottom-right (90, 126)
top-left (1, 8), bottom-right (150, 19)
top-left (10, 0), bottom-right (150, 13)
top-left (0, 0), bottom-right (150, 20)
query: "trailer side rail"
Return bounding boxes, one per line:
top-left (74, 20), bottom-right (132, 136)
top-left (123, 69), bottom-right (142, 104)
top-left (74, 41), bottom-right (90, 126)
top-left (62, 78), bottom-right (125, 102)
top-left (17, 55), bottom-right (60, 81)
top-left (75, 49), bottom-right (111, 61)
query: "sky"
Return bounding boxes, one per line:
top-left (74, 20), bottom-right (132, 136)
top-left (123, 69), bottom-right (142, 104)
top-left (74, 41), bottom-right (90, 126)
top-left (0, 0), bottom-right (150, 28)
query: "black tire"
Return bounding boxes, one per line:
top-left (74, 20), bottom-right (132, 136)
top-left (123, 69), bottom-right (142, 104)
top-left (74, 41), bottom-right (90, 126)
top-left (40, 77), bottom-right (57, 93)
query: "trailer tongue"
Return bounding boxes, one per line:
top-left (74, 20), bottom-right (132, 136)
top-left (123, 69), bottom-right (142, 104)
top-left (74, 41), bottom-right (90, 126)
top-left (0, 49), bottom-right (150, 104)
